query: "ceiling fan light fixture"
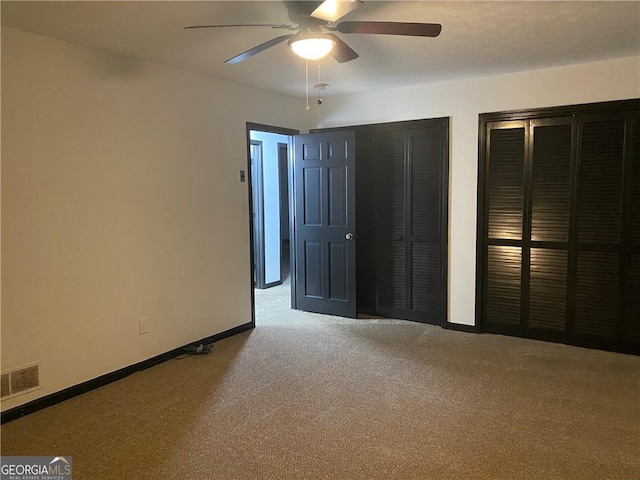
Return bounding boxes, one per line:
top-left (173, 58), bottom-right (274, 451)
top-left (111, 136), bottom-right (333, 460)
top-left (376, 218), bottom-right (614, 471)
top-left (289, 36), bottom-right (335, 60)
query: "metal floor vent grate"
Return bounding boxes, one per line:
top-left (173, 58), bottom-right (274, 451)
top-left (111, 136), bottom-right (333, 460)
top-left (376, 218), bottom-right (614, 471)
top-left (1, 364), bottom-right (40, 399)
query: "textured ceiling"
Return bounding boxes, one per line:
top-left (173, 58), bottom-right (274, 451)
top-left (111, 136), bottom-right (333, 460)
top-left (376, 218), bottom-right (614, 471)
top-left (2, 1), bottom-right (639, 98)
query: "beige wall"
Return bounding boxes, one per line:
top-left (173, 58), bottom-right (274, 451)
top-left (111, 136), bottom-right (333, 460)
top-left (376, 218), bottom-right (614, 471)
top-left (1, 28), bottom-right (309, 411)
top-left (311, 56), bottom-right (640, 326)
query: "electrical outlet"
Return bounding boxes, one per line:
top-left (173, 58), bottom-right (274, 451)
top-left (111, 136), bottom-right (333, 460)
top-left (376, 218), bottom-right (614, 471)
top-left (138, 317), bottom-right (149, 335)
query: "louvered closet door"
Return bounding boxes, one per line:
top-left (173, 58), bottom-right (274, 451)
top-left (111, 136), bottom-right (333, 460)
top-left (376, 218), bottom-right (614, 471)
top-left (574, 115), bottom-right (625, 342)
top-left (573, 113), bottom-right (640, 349)
top-left (484, 121), bottom-right (527, 327)
top-left (626, 117), bottom-right (640, 345)
top-left (375, 130), bottom-right (407, 318)
top-left (528, 118), bottom-right (575, 332)
top-left (407, 128), bottom-right (445, 323)
top-left (484, 118), bottom-right (576, 332)
top-left (374, 125), bottom-right (446, 324)
top-left (482, 107), bottom-right (640, 352)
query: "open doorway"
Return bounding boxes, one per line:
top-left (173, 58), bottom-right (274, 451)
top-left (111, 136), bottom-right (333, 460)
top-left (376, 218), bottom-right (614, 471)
top-left (247, 125), bottom-right (359, 322)
top-left (247, 123), bottom-right (298, 324)
top-left (247, 119), bottom-right (450, 327)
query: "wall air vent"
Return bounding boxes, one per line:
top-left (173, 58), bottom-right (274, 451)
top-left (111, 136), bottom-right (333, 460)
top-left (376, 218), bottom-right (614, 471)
top-left (1, 364), bottom-right (41, 399)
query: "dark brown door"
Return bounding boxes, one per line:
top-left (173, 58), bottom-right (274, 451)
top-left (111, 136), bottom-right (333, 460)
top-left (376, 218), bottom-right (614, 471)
top-left (374, 122), bottom-right (448, 325)
top-left (293, 130), bottom-right (357, 317)
top-left (479, 102), bottom-right (640, 353)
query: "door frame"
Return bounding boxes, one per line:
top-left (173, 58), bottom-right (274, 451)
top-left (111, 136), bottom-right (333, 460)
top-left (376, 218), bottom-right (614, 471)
top-left (246, 123), bottom-right (299, 326)
top-left (250, 139), bottom-right (267, 289)
top-left (277, 142), bottom-right (290, 280)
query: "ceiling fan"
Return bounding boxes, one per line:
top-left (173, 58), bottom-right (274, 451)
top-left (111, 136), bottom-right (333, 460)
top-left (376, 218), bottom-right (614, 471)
top-left (184, 0), bottom-right (442, 64)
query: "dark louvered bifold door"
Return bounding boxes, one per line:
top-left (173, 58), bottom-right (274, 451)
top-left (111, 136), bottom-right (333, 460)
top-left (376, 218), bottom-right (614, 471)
top-left (375, 130), bottom-right (407, 317)
top-left (374, 122), bottom-right (448, 325)
top-left (485, 118), bottom-right (576, 332)
top-left (484, 121), bottom-right (526, 327)
top-left (480, 102), bottom-right (640, 353)
top-left (622, 117), bottom-right (640, 346)
top-left (574, 116), bottom-right (625, 343)
top-left (408, 129), bottom-right (445, 323)
top-left (529, 118), bottom-right (575, 332)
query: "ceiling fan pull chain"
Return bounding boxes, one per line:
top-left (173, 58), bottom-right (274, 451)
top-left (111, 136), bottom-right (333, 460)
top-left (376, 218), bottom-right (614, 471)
top-left (305, 59), bottom-right (310, 111)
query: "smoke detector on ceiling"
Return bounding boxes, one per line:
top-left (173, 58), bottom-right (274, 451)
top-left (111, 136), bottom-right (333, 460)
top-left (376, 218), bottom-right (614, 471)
top-left (314, 82), bottom-right (329, 105)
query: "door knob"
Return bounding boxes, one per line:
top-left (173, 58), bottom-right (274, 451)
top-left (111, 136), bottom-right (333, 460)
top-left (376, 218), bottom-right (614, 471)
top-left (345, 233), bottom-right (357, 240)
top-left (395, 234), bottom-right (403, 241)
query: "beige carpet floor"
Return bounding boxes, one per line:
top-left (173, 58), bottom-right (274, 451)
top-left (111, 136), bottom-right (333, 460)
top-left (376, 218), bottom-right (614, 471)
top-left (1, 277), bottom-right (639, 479)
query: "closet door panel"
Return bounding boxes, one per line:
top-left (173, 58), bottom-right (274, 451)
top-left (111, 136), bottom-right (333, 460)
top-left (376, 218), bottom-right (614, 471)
top-left (486, 245), bottom-right (522, 325)
top-left (410, 243), bottom-right (440, 314)
top-left (577, 119), bottom-right (625, 244)
top-left (529, 248), bottom-right (567, 331)
top-left (375, 131), bottom-right (407, 312)
top-left (377, 242), bottom-right (406, 311)
top-left (487, 126), bottom-right (525, 240)
top-left (575, 251), bottom-right (619, 339)
top-left (410, 130), bottom-right (441, 239)
top-left (633, 118), bottom-right (640, 245)
top-left (355, 133), bottom-right (377, 312)
top-left (531, 123), bottom-right (573, 242)
top-left (527, 118), bottom-right (574, 333)
top-left (623, 255), bottom-right (640, 343)
top-left (408, 128), bottom-right (444, 322)
top-left (484, 122), bottom-right (526, 328)
top-left (573, 117), bottom-right (625, 340)
top-left (622, 118), bottom-right (640, 344)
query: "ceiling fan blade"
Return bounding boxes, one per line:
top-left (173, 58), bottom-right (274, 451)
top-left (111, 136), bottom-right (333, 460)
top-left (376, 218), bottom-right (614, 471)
top-left (327, 34), bottom-right (359, 63)
top-left (310, 0), bottom-right (363, 23)
top-left (284, 1), bottom-right (324, 24)
top-left (225, 34), bottom-right (295, 64)
top-left (336, 21), bottom-right (442, 37)
top-left (185, 24), bottom-right (295, 30)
